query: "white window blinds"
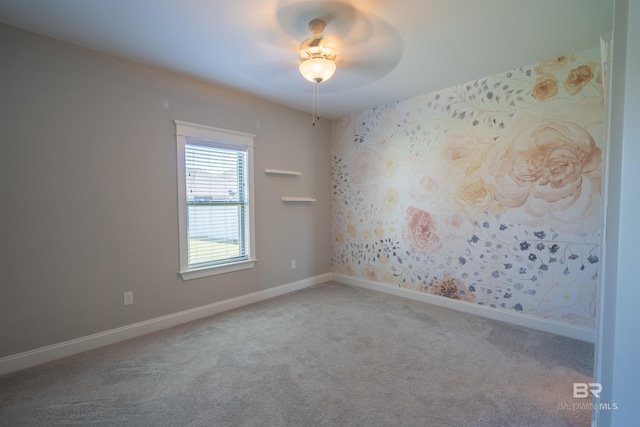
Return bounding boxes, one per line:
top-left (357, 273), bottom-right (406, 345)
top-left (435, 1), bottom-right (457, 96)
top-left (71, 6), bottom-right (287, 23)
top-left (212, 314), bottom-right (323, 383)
top-left (185, 140), bottom-right (248, 269)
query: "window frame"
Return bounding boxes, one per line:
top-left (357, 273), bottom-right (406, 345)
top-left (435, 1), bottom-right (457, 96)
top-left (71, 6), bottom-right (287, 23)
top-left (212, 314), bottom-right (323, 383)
top-left (175, 120), bottom-right (257, 280)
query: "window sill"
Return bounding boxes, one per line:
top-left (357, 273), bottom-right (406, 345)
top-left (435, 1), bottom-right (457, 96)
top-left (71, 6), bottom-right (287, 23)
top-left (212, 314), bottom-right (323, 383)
top-left (179, 259), bottom-right (257, 281)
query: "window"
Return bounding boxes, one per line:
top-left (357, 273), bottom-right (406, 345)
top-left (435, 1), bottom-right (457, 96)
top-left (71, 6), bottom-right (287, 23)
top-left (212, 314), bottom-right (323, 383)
top-left (175, 120), bottom-right (256, 280)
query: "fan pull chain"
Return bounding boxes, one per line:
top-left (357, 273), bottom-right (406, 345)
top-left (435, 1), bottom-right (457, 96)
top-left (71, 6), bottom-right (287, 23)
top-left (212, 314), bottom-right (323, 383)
top-left (314, 81), bottom-right (319, 126)
top-left (311, 79), bottom-right (322, 126)
top-left (316, 82), bottom-right (320, 121)
top-left (312, 80), bottom-right (317, 126)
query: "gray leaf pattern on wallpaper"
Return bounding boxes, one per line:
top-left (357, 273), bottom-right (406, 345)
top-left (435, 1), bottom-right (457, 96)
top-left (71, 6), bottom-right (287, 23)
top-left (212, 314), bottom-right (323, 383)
top-left (331, 48), bottom-right (603, 329)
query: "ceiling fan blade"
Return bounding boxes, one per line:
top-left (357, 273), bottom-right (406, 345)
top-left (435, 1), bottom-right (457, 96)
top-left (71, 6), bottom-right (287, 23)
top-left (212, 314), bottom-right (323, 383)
top-left (324, 15), bottom-right (403, 91)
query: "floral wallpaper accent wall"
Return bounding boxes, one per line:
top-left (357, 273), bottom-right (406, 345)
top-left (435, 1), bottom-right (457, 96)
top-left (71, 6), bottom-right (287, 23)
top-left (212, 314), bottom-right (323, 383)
top-left (331, 48), bottom-right (603, 329)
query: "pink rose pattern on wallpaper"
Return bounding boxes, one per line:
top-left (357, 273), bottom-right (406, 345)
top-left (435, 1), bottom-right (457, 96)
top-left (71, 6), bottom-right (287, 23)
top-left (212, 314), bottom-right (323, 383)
top-left (331, 48), bottom-right (603, 328)
top-left (402, 207), bottom-right (442, 254)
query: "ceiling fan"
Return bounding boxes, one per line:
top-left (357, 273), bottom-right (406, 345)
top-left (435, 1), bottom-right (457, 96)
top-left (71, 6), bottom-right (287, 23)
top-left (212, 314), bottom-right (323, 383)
top-left (297, 18), bottom-right (338, 125)
top-left (243, 1), bottom-right (403, 122)
top-left (289, 2), bottom-right (403, 124)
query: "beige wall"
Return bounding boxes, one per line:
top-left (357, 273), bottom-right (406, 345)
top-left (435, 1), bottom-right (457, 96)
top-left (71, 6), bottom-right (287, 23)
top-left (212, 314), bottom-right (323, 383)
top-left (0, 24), bottom-right (331, 358)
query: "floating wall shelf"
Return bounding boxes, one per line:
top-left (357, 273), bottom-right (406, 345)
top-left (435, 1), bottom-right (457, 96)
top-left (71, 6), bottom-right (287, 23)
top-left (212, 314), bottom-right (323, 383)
top-left (265, 169), bottom-right (301, 176)
top-left (282, 197), bottom-right (316, 203)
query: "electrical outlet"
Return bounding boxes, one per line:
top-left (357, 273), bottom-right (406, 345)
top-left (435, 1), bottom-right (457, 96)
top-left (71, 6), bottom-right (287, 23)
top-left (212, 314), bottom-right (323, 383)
top-left (124, 291), bottom-right (134, 306)
top-left (291, 260), bottom-right (296, 269)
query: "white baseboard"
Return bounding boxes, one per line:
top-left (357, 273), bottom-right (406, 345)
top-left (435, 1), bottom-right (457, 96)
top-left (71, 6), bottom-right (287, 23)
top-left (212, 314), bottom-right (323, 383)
top-left (0, 273), bottom-right (332, 375)
top-left (333, 273), bottom-right (595, 343)
top-left (0, 271), bottom-right (593, 376)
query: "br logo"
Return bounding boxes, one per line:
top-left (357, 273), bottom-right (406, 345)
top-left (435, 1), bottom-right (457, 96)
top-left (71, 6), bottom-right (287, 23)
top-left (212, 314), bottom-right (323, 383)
top-left (573, 383), bottom-right (602, 398)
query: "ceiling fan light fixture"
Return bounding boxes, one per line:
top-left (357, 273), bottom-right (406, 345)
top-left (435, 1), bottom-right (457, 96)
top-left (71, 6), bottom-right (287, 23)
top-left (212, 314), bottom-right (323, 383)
top-left (299, 57), bottom-right (336, 83)
top-left (297, 19), bottom-right (338, 126)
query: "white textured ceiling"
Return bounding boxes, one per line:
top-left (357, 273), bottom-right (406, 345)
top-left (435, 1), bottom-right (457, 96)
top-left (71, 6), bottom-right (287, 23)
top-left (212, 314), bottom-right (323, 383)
top-left (0, 0), bottom-right (614, 118)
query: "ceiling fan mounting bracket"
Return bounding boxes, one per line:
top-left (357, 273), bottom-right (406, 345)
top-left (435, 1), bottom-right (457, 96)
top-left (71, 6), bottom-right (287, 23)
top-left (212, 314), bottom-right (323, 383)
top-left (308, 18), bottom-right (326, 37)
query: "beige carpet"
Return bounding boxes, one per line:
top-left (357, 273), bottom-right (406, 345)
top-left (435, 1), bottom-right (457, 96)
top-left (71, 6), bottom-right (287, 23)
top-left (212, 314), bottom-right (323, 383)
top-left (0, 281), bottom-right (594, 426)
